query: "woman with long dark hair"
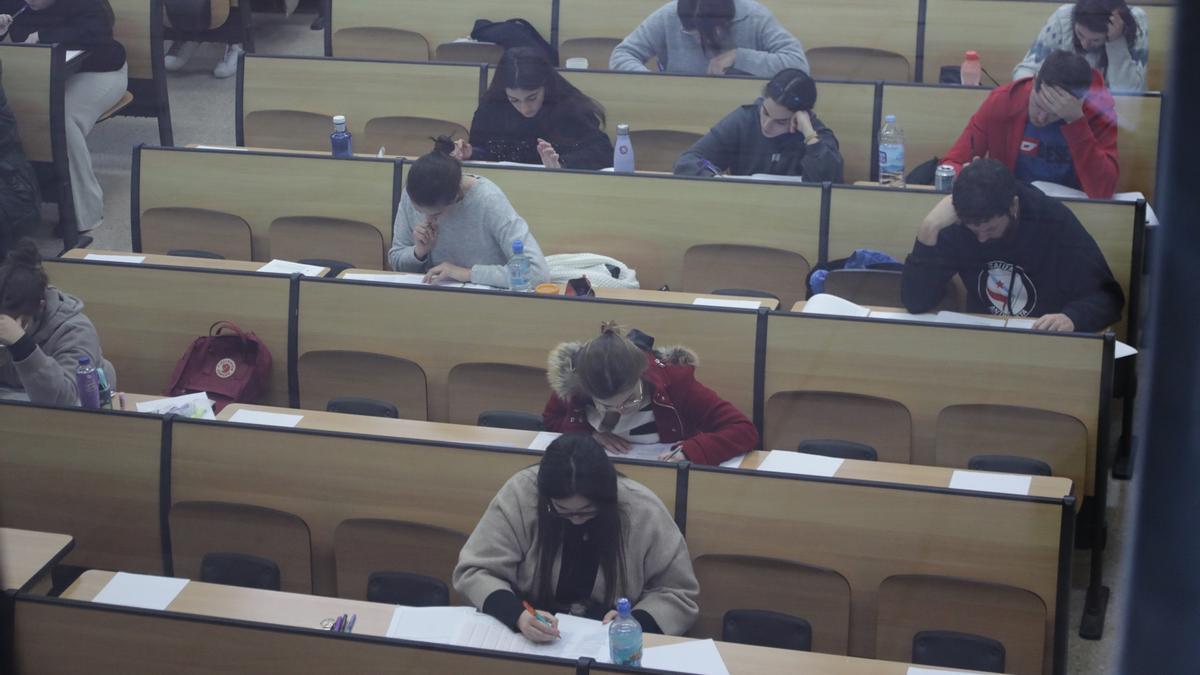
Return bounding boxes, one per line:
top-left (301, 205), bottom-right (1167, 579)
top-left (454, 433), bottom-right (699, 641)
top-left (1013, 0), bottom-right (1149, 92)
top-left (453, 47), bottom-right (612, 170)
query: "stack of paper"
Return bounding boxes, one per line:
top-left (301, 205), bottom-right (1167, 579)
top-left (387, 606), bottom-right (609, 662)
top-left (527, 432), bottom-right (679, 462)
top-left (135, 392), bottom-right (216, 419)
top-left (755, 450), bottom-right (844, 477)
top-left (693, 297), bottom-right (762, 310)
top-left (341, 272), bottom-right (493, 290)
top-left (92, 572), bottom-right (189, 610)
top-left (801, 294), bottom-right (871, 317)
top-left (84, 253), bottom-right (145, 263)
top-left (640, 639), bottom-right (731, 675)
top-left (227, 409), bottom-right (304, 428)
top-left (948, 470), bottom-right (1032, 496)
top-left (257, 259), bottom-right (328, 277)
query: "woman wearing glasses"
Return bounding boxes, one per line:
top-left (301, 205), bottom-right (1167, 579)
top-left (454, 433), bottom-right (699, 642)
top-left (542, 322), bottom-right (758, 465)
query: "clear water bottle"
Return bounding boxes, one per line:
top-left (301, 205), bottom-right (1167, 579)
top-left (330, 115), bottom-right (353, 158)
top-left (613, 124), bottom-right (635, 173)
top-left (75, 356), bottom-right (100, 409)
top-left (878, 114), bottom-right (906, 188)
top-left (608, 597), bottom-right (642, 666)
top-left (961, 50), bottom-right (982, 86)
top-left (507, 239), bottom-right (533, 292)
top-left (96, 365), bottom-right (113, 409)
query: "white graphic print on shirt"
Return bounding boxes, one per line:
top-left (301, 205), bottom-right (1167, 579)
top-left (978, 261), bottom-right (1038, 316)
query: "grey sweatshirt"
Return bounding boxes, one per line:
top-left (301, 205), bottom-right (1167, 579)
top-left (388, 175), bottom-right (550, 289)
top-left (1012, 4), bottom-right (1149, 93)
top-left (674, 99), bottom-right (843, 181)
top-left (0, 286), bottom-right (115, 405)
top-left (610, 0), bottom-right (809, 77)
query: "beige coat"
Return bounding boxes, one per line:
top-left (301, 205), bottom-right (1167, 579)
top-left (453, 466), bottom-right (700, 635)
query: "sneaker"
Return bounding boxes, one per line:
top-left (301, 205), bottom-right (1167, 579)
top-left (310, 14), bottom-right (325, 30)
top-left (164, 41), bottom-right (198, 72)
top-left (213, 43), bottom-right (244, 79)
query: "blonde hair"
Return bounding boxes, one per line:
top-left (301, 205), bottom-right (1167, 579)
top-left (573, 321), bottom-right (647, 399)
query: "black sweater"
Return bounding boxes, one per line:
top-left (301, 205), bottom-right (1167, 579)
top-left (674, 98), bottom-right (844, 182)
top-left (1, 0), bottom-right (126, 73)
top-left (468, 99), bottom-right (614, 170)
top-left (901, 183), bottom-right (1125, 332)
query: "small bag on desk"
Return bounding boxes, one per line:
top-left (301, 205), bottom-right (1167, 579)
top-left (165, 321), bottom-right (272, 412)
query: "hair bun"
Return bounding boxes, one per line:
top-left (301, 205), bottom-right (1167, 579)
top-left (6, 239), bottom-right (43, 269)
top-left (431, 135), bottom-right (457, 157)
top-left (599, 320), bottom-right (621, 336)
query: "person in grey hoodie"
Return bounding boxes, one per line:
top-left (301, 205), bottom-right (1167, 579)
top-left (610, 0), bottom-right (808, 77)
top-left (0, 240), bottom-right (114, 405)
top-left (674, 68), bottom-right (843, 181)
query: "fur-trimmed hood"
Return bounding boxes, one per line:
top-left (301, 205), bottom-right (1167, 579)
top-left (546, 341), bottom-right (698, 401)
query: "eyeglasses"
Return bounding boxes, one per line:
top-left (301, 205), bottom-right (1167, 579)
top-left (593, 382), bottom-right (645, 414)
top-left (548, 500), bottom-right (600, 520)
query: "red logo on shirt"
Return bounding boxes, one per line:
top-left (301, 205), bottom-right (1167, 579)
top-left (1019, 138), bottom-right (1040, 155)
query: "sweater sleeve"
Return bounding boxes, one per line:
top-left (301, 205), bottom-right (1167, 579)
top-left (670, 366), bottom-right (759, 466)
top-left (1102, 9), bottom-right (1149, 92)
top-left (609, 5), bottom-right (669, 72)
top-left (673, 108), bottom-right (744, 176)
top-left (452, 477), bottom-right (534, 611)
top-left (629, 497), bottom-right (700, 636)
top-left (466, 106), bottom-right (497, 162)
top-left (556, 117), bottom-right (614, 170)
top-left (387, 194), bottom-right (430, 272)
top-left (8, 325), bottom-right (97, 406)
top-left (901, 238), bottom-right (958, 314)
top-left (32, 2), bottom-right (110, 45)
top-left (798, 114), bottom-right (844, 183)
top-left (731, 12), bottom-right (810, 77)
top-left (473, 192), bottom-right (550, 288)
top-left (1055, 216), bottom-right (1126, 331)
top-left (1061, 102), bottom-right (1119, 199)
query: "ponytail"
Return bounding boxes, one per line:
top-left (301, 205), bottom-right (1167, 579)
top-left (0, 239), bottom-right (49, 319)
top-left (572, 322), bottom-right (647, 400)
top-left (406, 135), bottom-right (464, 208)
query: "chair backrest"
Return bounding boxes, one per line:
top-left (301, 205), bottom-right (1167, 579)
top-left (445, 363), bottom-right (548, 426)
top-left (434, 41), bottom-right (504, 65)
top-left (333, 518), bottom-right (469, 601)
top-left (692, 554), bottom-right (851, 655)
top-left (169, 500), bottom-right (313, 593)
top-left (477, 410), bottom-right (545, 431)
top-left (936, 404), bottom-right (1087, 501)
top-left (327, 396), bottom-right (400, 419)
top-left (627, 130), bottom-right (702, 173)
top-left (876, 575), bottom-right (1047, 675)
top-left (557, 38), bottom-right (621, 69)
top-left (968, 454), bottom-right (1053, 477)
top-left (199, 552), bottom-right (281, 591)
top-left (267, 216), bottom-right (386, 270)
top-left (796, 439), bottom-right (878, 462)
top-left (298, 350), bottom-right (429, 420)
top-left (723, 609), bottom-right (813, 652)
top-left (912, 629), bottom-right (1006, 673)
top-left (806, 47), bottom-right (910, 82)
top-left (366, 571), bottom-right (451, 607)
top-left (683, 245), bottom-right (811, 310)
top-left (822, 269), bottom-right (903, 307)
top-left (332, 27), bottom-right (431, 61)
top-left (362, 117), bottom-right (469, 158)
top-left (763, 391), bottom-right (913, 463)
top-left (139, 207), bottom-right (253, 260)
top-left (243, 110), bottom-right (333, 152)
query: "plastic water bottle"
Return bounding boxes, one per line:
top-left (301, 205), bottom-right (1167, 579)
top-left (96, 365), bottom-right (113, 409)
top-left (613, 124), bottom-right (635, 173)
top-left (608, 597), bottom-right (642, 666)
top-left (330, 115), bottom-right (353, 158)
top-left (75, 356), bottom-right (100, 409)
top-left (878, 115), bottom-right (906, 188)
top-left (507, 239), bottom-right (533, 292)
top-left (961, 50), bottom-right (982, 86)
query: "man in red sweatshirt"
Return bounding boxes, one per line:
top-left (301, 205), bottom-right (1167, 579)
top-left (942, 50), bottom-right (1119, 199)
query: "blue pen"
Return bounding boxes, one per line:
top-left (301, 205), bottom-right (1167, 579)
top-left (2, 4), bottom-right (28, 36)
top-left (346, 614), bottom-right (357, 633)
top-left (698, 158), bottom-right (721, 177)
top-left (331, 614), bottom-right (345, 632)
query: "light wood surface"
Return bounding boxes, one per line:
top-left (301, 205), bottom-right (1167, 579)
top-left (44, 259), bottom-right (294, 406)
top-left (135, 146), bottom-right (395, 261)
top-left (1112, 92), bottom-right (1162, 200)
top-left (109, 0), bottom-right (156, 80)
top-left (62, 248), bottom-right (330, 275)
top-left (0, 44), bottom-right (58, 162)
top-left (0, 527), bottom-right (74, 592)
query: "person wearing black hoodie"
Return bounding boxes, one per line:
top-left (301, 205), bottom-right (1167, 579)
top-left (901, 158), bottom-right (1124, 332)
top-left (0, 77), bottom-right (41, 258)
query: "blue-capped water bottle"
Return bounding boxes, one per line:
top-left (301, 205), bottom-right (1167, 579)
top-left (608, 597), bottom-right (642, 666)
top-left (507, 239), bottom-right (533, 292)
top-left (330, 115), bottom-right (353, 158)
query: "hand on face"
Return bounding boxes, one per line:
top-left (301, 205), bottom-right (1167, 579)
top-left (707, 49), bottom-right (737, 75)
top-left (413, 218), bottom-right (439, 259)
top-left (789, 110), bottom-right (815, 138)
top-left (1036, 85), bottom-right (1084, 124)
top-left (536, 138), bottom-right (561, 169)
top-left (1107, 10), bottom-right (1126, 42)
top-left (450, 138), bottom-right (472, 161)
top-left (422, 262), bottom-right (471, 285)
top-left (0, 315), bottom-right (27, 346)
top-left (917, 195), bottom-right (960, 246)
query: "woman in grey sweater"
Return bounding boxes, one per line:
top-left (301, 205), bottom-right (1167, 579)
top-left (674, 68), bottom-right (843, 181)
top-left (610, 0), bottom-right (808, 77)
top-left (389, 137), bottom-right (550, 289)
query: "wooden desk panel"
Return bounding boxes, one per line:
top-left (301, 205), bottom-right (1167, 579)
top-left (62, 249), bottom-right (321, 274)
top-left (0, 44), bottom-right (59, 162)
top-left (0, 527), bottom-right (74, 592)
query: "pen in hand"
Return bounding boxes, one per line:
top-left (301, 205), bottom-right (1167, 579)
top-left (522, 600), bottom-right (560, 638)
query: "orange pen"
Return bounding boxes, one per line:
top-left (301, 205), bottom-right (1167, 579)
top-left (522, 600), bottom-right (558, 635)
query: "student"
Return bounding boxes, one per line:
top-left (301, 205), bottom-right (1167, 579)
top-left (452, 47), bottom-right (613, 170)
top-left (901, 159), bottom-right (1124, 332)
top-left (941, 50), bottom-right (1118, 199)
top-left (0, 240), bottom-right (115, 404)
top-left (1013, 0), bottom-right (1149, 92)
top-left (610, 0), bottom-right (808, 77)
top-left (0, 80), bottom-right (40, 258)
top-left (453, 433), bottom-right (700, 640)
top-left (543, 322), bottom-right (759, 465)
top-left (673, 68), bottom-right (843, 181)
top-left (389, 137), bottom-right (550, 289)
top-left (0, 0), bottom-right (127, 232)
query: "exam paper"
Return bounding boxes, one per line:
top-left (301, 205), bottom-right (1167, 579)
top-left (342, 272), bottom-right (494, 290)
top-left (135, 391), bottom-right (216, 419)
top-left (934, 311), bottom-right (1007, 327)
top-left (386, 606), bottom-right (477, 643)
top-left (801, 294), bottom-right (871, 317)
top-left (756, 450), bottom-right (844, 477)
top-left (92, 572), bottom-right (188, 611)
top-left (999, 317), bottom-right (1138, 358)
top-left (84, 253), bottom-right (145, 263)
top-left (692, 297), bottom-right (761, 310)
top-left (612, 442), bottom-right (678, 462)
top-left (257, 259), bottom-right (327, 277)
top-left (948, 470), bottom-right (1032, 496)
top-left (227, 409), bottom-right (304, 428)
top-left (719, 454), bottom-right (747, 469)
top-left (66, 50), bottom-right (84, 62)
top-left (641, 639), bottom-right (731, 675)
top-left (454, 612), bottom-right (609, 660)
top-left (867, 310), bottom-right (939, 322)
top-left (527, 431), bottom-right (562, 451)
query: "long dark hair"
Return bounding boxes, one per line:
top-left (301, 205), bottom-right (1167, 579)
top-left (0, 239), bottom-right (48, 319)
top-left (1073, 0), bottom-right (1138, 53)
top-left (533, 434), bottom-right (627, 609)
top-left (483, 47), bottom-right (606, 130)
top-left (678, 0), bottom-right (735, 55)
top-left (405, 136), bottom-right (463, 208)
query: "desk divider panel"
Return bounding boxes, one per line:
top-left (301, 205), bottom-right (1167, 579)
top-left (0, 403), bottom-right (163, 575)
top-left (43, 260), bottom-right (294, 406)
top-left (297, 280), bottom-right (760, 422)
top-left (449, 163), bottom-right (824, 294)
top-left (168, 420), bottom-right (677, 597)
top-left (133, 146), bottom-right (398, 262)
top-left (762, 312), bottom-right (1105, 496)
top-left (684, 466), bottom-right (1069, 673)
top-left (0, 43), bottom-right (62, 163)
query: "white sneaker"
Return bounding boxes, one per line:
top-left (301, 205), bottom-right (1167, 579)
top-left (164, 41), bottom-right (198, 72)
top-left (213, 43), bottom-right (243, 79)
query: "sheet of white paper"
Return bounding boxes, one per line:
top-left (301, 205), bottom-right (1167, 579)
top-left (1005, 317), bottom-right (1037, 329)
top-left (84, 253), bottom-right (145, 263)
top-left (949, 470), bottom-right (1032, 496)
top-left (227, 409), bottom-right (304, 428)
top-left (92, 572), bottom-right (188, 611)
top-left (1033, 182), bottom-right (1160, 226)
top-left (641, 639), bottom-right (730, 675)
top-left (612, 442), bottom-right (678, 462)
top-left (135, 391), bottom-right (216, 419)
top-left (719, 454), bottom-right (747, 469)
top-left (528, 431), bottom-right (562, 451)
top-left (257, 259), bottom-right (327, 277)
top-left (801, 293), bottom-right (871, 317)
top-left (756, 450), bottom-right (844, 477)
top-left (868, 310), bottom-right (939, 322)
top-left (906, 668), bottom-right (980, 675)
top-left (194, 145), bottom-right (248, 151)
top-left (454, 612), bottom-right (609, 660)
top-left (1116, 341), bottom-right (1137, 359)
top-left (65, 50), bottom-right (84, 62)
top-left (935, 311), bottom-right (1007, 327)
top-left (692, 297), bottom-right (761, 310)
top-left (341, 272), bottom-right (480, 289)
top-left (737, 173), bottom-right (805, 183)
top-left (386, 605), bottom-right (477, 643)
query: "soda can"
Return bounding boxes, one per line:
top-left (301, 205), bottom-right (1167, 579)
top-left (935, 165), bottom-right (956, 192)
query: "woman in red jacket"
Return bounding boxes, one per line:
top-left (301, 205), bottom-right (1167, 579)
top-left (542, 322), bottom-right (758, 466)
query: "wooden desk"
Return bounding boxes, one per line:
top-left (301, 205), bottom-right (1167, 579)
top-left (60, 570), bottom-right (977, 674)
top-left (1, 527), bottom-right (74, 593)
top-left (63, 248), bottom-right (330, 277)
top-left (790, 301), bottom-right (1035, 328)
top-left (852, 181), bottom-right (937, 191)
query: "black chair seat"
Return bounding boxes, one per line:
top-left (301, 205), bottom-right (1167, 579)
top-left (200, 552), bottom-right (281, 591)
top-left (477, 410), bottom-right (544, 431)
top-left (327, 396), bottom-right (400, 419)
top-left (366, 571), bottom-right (450, 607)
top-left (167, 249), bottom-right (226, 259)
top-left (722, 609), bottom-right (812, 652)
top-left (912, 629), bottom-right (1006, 673)
top-left (797, 439), bottom-right (878, 461)
top-left (968, 454), bottom-right (1053, 476)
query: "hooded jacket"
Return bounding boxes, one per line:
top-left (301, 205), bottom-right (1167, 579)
top-left (467, 99), bottom-right (614, 170)
top-left (0, 78), bottom-right (40, 253)
top-left (543, 342), bottom-right (759, 466)
top-left (940, 73), bottom-right (1119, 199)
top-left (0, 286), bottom-right (115, 405)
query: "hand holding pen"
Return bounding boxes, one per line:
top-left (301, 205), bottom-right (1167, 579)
top-left (519, 600), bottom-right (559, 643)
top-left (0, 4), bottom-right (29, 37)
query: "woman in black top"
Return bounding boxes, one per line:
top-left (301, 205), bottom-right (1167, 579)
top-left (452, 47), bottom-right (613, 170)
top-left (0, 0), bottom-right (127, 232)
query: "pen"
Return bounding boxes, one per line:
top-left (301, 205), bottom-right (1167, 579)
top-left (346, 613), bottom-right (356, 633)
top-left (522, 600), bottom-right (556, 629)
top-left (663, 444), bottom-right (684, 462)
top-left (1, 4), bottom-right (27, 37)
top-left (331, 614), bottom-right (345, 632)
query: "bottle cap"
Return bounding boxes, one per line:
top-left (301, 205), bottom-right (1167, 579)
top-left (332, 115), bottom-right (346, 125)
top-left (884, 114), bottom-right (896, 123)
top-left (512, 239), bottom-right (524, 254)
top-left (964, 50), bottom-right (980, 61)
top-left (616, 123), bottom-right (630, 134)
top-left (78, 356), bottom-right (91, 366)
top-left (616, 597), bottom-right (631, 615)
